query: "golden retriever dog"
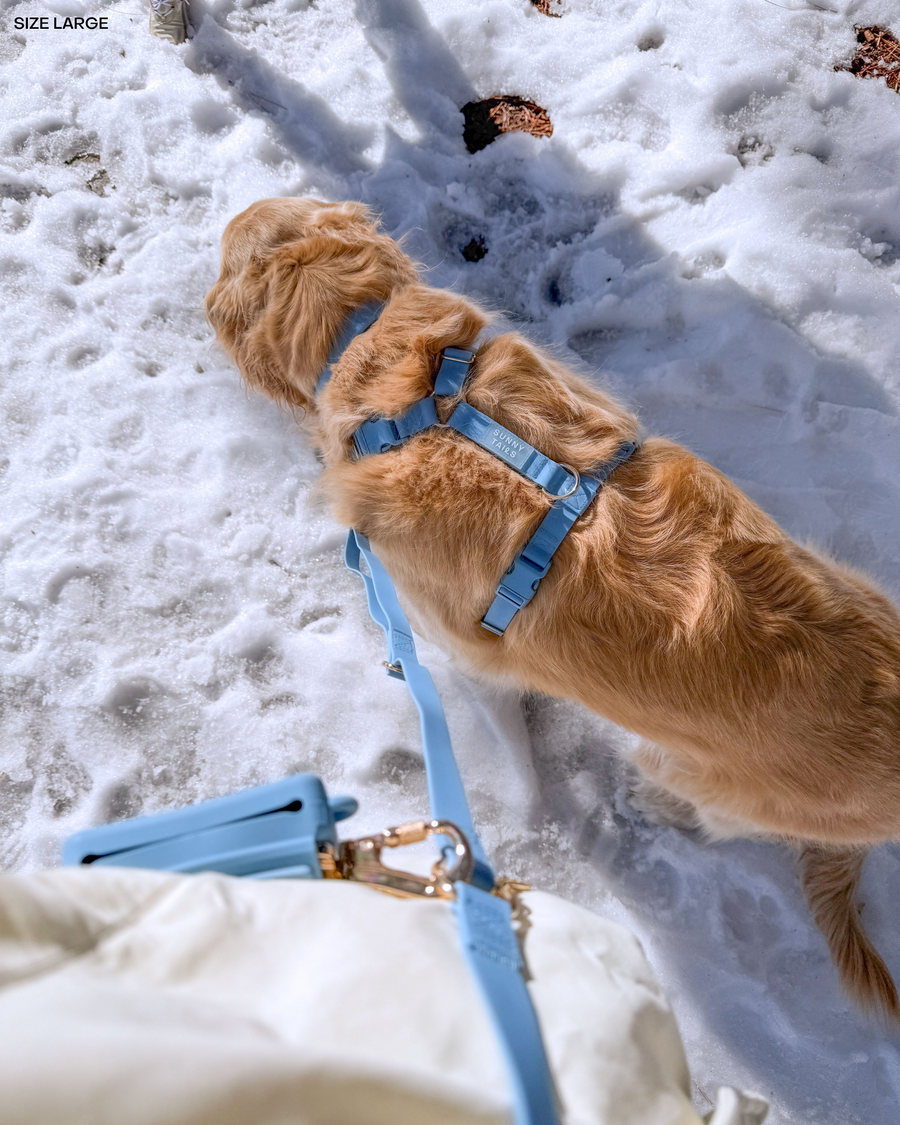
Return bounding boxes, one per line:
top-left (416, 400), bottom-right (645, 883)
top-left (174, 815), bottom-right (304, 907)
top-left (206, 196), bottom-right (900, 1018)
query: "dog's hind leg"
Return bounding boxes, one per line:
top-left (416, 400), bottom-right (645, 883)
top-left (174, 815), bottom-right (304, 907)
top-left (799, 844), bottom-right (899, 1019)
top-left (627, 770), bottom-right (702, 831)
top-left (628, 740), bottom-right (772, 840)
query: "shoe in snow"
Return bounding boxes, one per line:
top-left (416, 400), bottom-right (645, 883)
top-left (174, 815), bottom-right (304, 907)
top-left (149, 0), bottom-right (188, 44)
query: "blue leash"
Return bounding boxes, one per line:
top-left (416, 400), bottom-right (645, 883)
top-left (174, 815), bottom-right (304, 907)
top-left (344, 529), bottom-right (560, 1125)
top-left (67, 528), bottom-right (562, 1122)
top-left (343, 530), bottom-right (494, 889)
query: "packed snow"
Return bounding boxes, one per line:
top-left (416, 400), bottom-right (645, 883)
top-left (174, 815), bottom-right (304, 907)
top-left (2, 0), bottom-right (900, 1120)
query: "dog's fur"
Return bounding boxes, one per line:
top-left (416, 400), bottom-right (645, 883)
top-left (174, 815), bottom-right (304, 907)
top-left (207, 196), bottom-right (900, 1017)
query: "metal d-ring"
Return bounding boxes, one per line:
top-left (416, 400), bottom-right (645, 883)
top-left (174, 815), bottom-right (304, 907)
top-left (544, 465), bottom-right (580, 501)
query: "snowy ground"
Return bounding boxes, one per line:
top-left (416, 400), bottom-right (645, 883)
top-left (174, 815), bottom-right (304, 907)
top-left (2, 0), bottom-right (900, 1120)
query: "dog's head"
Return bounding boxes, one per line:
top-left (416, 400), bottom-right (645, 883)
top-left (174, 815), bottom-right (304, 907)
top-left (205, 198), bottom-right (418, 413)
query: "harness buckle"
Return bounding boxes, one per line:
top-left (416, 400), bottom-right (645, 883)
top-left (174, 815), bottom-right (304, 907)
top-left (480, 554), bottom-right (553, 635)
top-left (322, 818), bottom-right (475, 900)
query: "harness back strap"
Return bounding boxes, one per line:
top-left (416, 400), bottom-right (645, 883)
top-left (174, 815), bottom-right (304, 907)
top-left (432, 350), bottom-right (582, 497)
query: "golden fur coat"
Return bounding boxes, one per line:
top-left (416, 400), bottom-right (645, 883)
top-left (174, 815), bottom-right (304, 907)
top-left (207, 196), bottom-right (900, 1018)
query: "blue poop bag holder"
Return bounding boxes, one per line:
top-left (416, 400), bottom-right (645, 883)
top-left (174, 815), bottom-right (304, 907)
top-left (64, 774), bottom-right (357, 880)
top-left (64, 529), bottom-right (560, 1125)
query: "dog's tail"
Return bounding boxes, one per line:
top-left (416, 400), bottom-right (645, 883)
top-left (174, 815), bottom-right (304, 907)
top-left (799, 844), bottom-right (899, 1019)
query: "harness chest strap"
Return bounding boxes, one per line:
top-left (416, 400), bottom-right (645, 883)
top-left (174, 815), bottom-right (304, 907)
top-left (315, 300), bottom-right (387, 397)
top-left (352, 348), bottom-right (582, 500)
top-left (481, 435), bottom-right (638, 635)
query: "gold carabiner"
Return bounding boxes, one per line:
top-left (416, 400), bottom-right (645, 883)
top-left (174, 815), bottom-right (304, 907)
top-left (319, 819), bottom-right (474, 900)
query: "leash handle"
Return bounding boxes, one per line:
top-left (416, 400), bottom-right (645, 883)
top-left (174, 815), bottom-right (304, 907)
top-left (344, 529), bottom-right (561, 1125)
top-left (456, 881), bottom-right (561, 1125)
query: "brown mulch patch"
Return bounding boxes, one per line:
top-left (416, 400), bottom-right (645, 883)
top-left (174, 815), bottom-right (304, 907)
top-left (461, 96), bottom-right (553, 154)
top-left (844, 26), bottom-right (900, 92)
top-left (529, 0), bottom-right (562, 16)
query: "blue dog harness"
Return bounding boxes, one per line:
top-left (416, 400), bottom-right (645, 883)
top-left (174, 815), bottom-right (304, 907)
top-left (318, 302), bottom-right (639, 635)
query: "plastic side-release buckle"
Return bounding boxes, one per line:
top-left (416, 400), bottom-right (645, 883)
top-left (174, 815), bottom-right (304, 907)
top-left (481, 554), bottom-right (552, 636)
top-left (352, 417), bottom-right (402, 459)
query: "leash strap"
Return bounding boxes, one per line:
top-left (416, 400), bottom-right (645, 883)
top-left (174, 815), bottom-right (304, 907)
top-left (315, 300), bottom-right (386, 397)
top-left (455, 881), bottom-right (560, 1125)
top-left (344, 530), bottom-right (494, 889)
top-left (344, 528), bottom-right (560, 1125)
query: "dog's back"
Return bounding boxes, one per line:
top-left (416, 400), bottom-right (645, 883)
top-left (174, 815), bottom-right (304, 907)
top-left (206, 196), bottom-right (900, 1017)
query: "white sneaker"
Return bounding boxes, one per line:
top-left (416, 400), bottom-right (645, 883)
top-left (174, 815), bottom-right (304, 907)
top-left (149, 0), bottom-right (188, 44)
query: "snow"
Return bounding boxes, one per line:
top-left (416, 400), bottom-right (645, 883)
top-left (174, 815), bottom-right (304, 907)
top-left (1, 0), bottom-right (900, 1120)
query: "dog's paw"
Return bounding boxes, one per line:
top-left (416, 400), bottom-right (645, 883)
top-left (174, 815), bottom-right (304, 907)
top-left (627, 775), bottom-right (701, 831)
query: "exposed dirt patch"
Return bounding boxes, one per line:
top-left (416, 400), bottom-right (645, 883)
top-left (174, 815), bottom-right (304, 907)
top-left (63, 153), bottom-right (113, 195)
top-left (86, 169), bottom-right (111, 196)
top-left (65, 151), bottom-right (101, 166)
top-left (461, 96), bottom-right (553, 154)
top-left (844, 26), bottom-right (900, 92)
top-left (529, 0), bottom-right (562, 15)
